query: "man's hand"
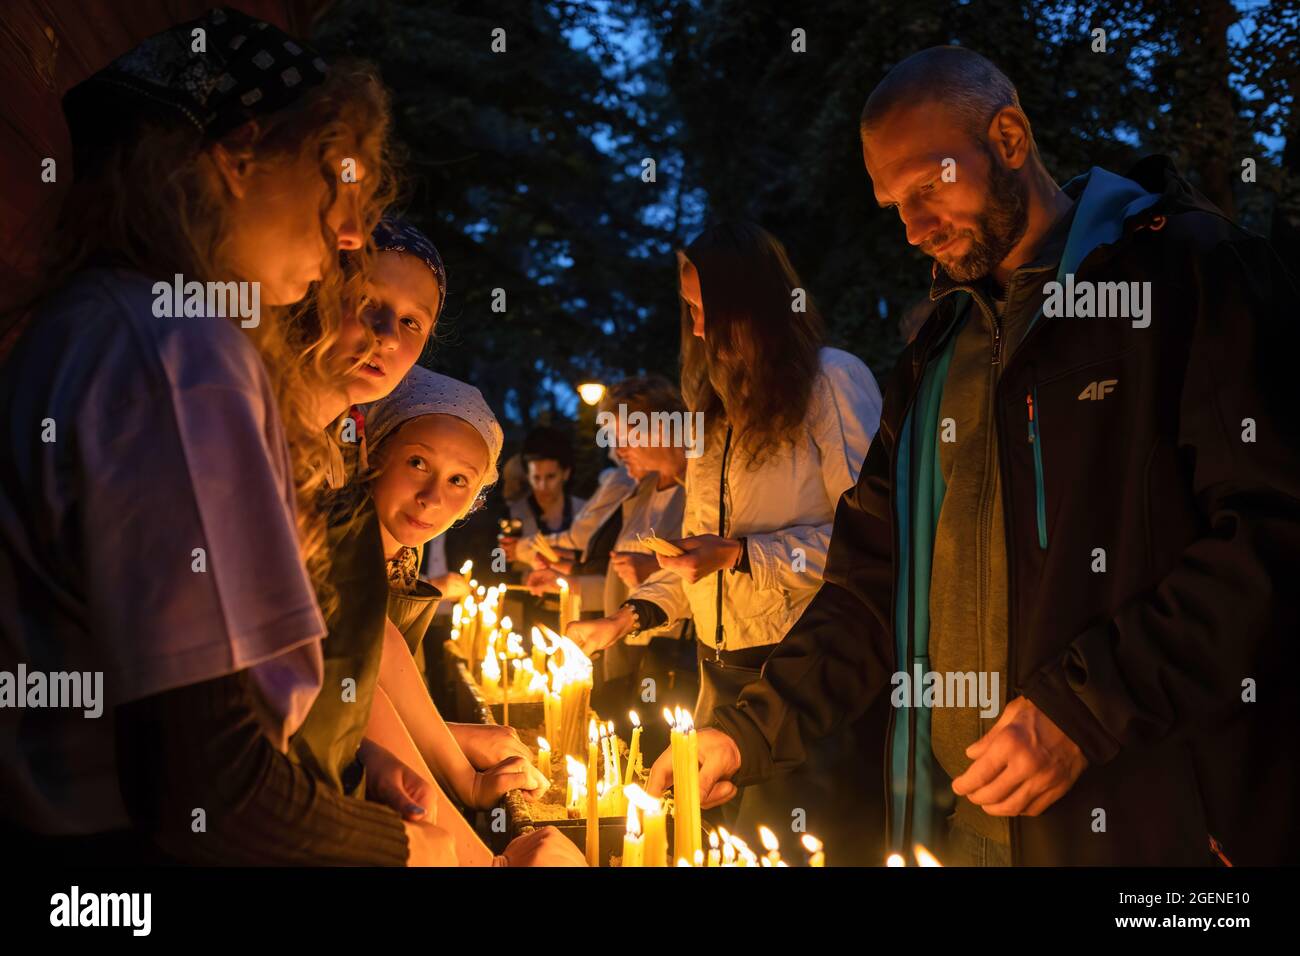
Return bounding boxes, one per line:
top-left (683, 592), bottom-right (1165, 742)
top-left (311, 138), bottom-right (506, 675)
top-left (360, 739), bottom-right (436, 822)
top-left (654, 534), bottom-right (742, 584)
top-left (450, 722), bottom-right (532, 769)
top-left (495, 826), bottom-right (589, 867)
top-left (567, 605), bottom-right (636, 656)
top-left (610, 550), bottom-right (660, 589)
top-left (646, 727), bottom-right (741, 809)
top-left (951, 696), bottom-right (1088, 817)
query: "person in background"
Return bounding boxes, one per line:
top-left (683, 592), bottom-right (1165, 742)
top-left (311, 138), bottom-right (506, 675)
top-left (500, 425), bottom-right (588, 571)
top-left (570, 222), bottom-right (884, 836)
top-left (526, 375), bottom-right (691, 713)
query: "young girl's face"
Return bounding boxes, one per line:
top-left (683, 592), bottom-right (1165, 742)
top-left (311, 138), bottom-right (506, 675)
top-left (372, 414), bottom-right (489, 548)
top-left (337, 251), bottom-right (440, 405)
top-left (215, 140), bottom-right (366, 305)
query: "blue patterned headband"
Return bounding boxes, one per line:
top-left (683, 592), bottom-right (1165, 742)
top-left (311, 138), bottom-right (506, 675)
top-left (372, 217), bottom-right (447, 322)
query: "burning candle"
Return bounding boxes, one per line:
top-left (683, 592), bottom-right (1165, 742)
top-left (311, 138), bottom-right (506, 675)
top-left (565, 754), bottom-right (586, 812)
top-left (666, 707), bottom-right (703, 864)
top-left (802, 834), bottom-right (825, 867)
top-left (557, 576), bottom-right (571, 635)
top-left (459, 559), bottom-right (473, 576)
top-left (530, 625), bottom-right (548, 673)
top-left (500, 651), bottom-right (509, 726)
top-left (759, 826), bottom-right (781, 866)
top-left (886, 853), bottom-right (906, 867)
top-left (586, 719), bottom-right (600, 866)
top-left (537, 737), bottom-right (552, 780)
top-left (913, 843), bottom-right (943, 867)
top-left (622, 803), bottom-right (643, 868)
top-left (607, 720), bottom-right (621, 789)
top-left (625, 785), bottom-right (667, 867)
top-left (624, 710), bottom-right (642, 786)
top-left (707, 830), bottom-right (721, 867)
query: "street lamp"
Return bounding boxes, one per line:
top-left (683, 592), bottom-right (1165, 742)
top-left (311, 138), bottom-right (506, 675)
top-left (577, 382), bottom-right (606, 406)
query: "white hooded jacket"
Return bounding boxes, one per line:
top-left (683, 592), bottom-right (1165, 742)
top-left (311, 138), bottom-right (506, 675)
top-left (628, 347), bottom-right (882, 650)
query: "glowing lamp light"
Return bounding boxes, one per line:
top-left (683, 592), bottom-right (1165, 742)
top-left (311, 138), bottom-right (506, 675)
top-left (577, 381), bottom-right (606, 406)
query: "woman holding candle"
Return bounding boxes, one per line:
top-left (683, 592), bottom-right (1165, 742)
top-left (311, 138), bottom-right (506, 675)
top-left (528, 376), bottom-right (693, 715)
top-left (569, 221), bottom-right (883, 832)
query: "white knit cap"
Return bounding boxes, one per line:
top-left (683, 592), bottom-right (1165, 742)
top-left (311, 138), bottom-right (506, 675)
top-left (362, 366), bottom-right (504, 488)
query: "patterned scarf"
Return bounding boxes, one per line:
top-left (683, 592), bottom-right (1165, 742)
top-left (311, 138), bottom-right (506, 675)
top-left (386, 546), bottom-right (420, 594)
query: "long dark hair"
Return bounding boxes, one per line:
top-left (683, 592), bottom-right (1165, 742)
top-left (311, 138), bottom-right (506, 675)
top-left (678, 221), bottom-right (824, 466)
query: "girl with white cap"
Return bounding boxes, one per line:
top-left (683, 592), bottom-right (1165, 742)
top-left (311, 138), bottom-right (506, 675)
top-left (355, 366), bottom-right (585, 866)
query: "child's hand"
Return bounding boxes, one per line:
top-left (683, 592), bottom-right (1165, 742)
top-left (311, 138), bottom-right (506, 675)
top-left (450, 722), bottom-right (532, 769)
top-left (434, 572), bottom-right (470, 601)
top-left (468, 756), bottom-right (547, 809)
top-left (360, 740), bottom-right (436, 822)
top-left (496, 826), bottom-right (589, 867)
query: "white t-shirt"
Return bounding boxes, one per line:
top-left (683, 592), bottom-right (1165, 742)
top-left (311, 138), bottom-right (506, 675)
top-left (0, 269), bottom-right (326, 834)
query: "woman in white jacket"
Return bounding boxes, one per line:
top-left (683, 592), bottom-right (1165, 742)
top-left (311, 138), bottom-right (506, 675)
top-left (571, 222), bottom-right (883, 826)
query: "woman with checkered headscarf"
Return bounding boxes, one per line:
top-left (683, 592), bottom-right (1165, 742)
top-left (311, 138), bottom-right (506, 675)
top-left (0, 7), bottom-right (418, 864)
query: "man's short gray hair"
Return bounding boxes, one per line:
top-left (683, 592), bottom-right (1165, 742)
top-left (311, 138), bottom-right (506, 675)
top-left (860, 46), bottom-right (1028, 148)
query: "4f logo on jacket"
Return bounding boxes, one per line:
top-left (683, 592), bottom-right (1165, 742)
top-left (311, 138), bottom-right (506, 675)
top-left (1078, 379), bottom-right (1118, 401)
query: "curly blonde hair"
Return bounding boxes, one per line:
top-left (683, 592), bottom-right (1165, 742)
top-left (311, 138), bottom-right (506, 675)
top-left (36, 59), bottom-right (398, 618)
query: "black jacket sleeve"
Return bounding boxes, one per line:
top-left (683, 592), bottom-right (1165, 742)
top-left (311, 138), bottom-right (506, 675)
top-left (116, 669), bottom-right (410, 865)
top-left (708, 369), bottom-right (904, 787)
top-left (1022, 235), bottom-right (1300, 765)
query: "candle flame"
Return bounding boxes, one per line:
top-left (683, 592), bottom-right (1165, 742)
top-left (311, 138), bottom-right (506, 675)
top-left (886, 853), bottom-right (906, 868)
top-left (626, 803), bottom-right (641, 837)
top-left (459, 559), bottom-right (473, 575)
top-left (556, 576), bottom-right (569, 590)
top-left (801, 834), bottom-right (823, 853)
top-left (588, 718), bottom-right (598, 743)
top-left (676, 858), bottom-right (691, 867)
top-left (693, 849), bottom-right (704, 867)
top-left (662, 707), bottom-right (675, 728)
top-left (537, 737), bottom-right (551, 752)
top-left (709, 830), bottom-right (720, 849)
top-left (623, 784), bottom-right (662, 815)
top-left (629, 710), bottom-right (640, 728)
top-left (758, 826), bottom-right (779, 852)
top-left (913, 843), bottom-right (943, 867)
top-left (500, 615), bottom-right (512, 632)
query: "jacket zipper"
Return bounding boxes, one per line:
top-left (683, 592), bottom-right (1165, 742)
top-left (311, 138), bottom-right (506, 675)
top-left (713, 425), bottom-right (733, 664)
top-left (1026, 388), bottom-right (1048, 549)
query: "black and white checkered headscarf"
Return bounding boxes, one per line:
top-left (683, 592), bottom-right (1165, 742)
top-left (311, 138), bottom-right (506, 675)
top-left (64, 6), bottom-right (328, 150)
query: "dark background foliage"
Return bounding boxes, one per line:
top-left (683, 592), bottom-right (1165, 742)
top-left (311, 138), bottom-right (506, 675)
top-left (312, 0), bottom-right (1297, 492)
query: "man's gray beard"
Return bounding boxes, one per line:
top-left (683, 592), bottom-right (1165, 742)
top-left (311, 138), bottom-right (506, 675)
top-left (938, 155), bottom-right (1030, 283)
